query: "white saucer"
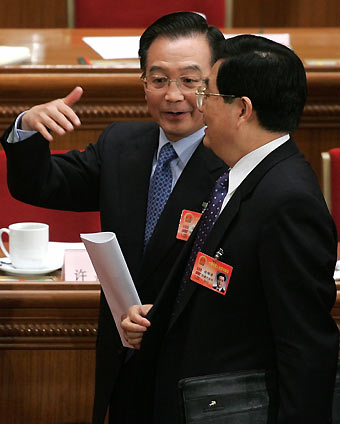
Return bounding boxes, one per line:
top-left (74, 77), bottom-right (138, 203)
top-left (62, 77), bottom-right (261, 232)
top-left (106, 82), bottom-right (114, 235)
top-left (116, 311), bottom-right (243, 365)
top-left (0, 241), bottom-right (84, 276)
top-left (0, 261), bottom-right (62, 275)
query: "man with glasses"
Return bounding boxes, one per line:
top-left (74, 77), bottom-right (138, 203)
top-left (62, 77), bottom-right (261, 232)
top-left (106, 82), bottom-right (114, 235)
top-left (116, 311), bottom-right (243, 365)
top-left (122, 35), bottom-right (339, 423)
top-left (1, 12), bottom-right (227, 423)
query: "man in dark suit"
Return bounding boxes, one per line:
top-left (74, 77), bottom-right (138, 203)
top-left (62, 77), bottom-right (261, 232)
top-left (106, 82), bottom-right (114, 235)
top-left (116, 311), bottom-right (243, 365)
top-left (214, 272), bottom-right (226, 292)
top-left (122, 35), bottom-right (339, 423)
top-left (0, 12), bottom-right (227, 423)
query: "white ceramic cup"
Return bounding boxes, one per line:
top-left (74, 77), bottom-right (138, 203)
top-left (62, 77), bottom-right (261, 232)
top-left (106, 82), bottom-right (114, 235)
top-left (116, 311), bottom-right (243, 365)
top-left (0, 222), bottom-right (49, 269)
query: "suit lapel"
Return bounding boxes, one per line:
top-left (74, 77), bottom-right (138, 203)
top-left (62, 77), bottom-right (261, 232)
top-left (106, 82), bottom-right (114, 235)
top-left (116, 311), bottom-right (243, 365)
top-left (117, 126), bottom-right (159, 277)
top-left (166, 138), bottom-right (300, 330)
top-left (138, 142), bottom-right (226, 287)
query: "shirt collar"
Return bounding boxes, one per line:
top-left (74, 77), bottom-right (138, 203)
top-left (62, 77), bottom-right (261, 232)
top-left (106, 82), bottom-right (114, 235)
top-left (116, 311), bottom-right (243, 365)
top-left (228, 134), bottom-right (290, 196)
top-left (158, 127), bottom-right (205, 167)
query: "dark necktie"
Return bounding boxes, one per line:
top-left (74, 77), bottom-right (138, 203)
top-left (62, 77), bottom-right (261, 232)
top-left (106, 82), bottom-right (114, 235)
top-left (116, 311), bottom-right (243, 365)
top-left (144, 142), bottom-right (177, 246)
top-left (175, 170), bottom-right (230, 302)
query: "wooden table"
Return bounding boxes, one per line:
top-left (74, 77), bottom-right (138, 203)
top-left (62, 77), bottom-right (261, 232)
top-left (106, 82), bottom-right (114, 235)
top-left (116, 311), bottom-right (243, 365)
top-left (0, 28), bottom-right (340, 181)
top-left (0, 262), bottom-right (100, 423)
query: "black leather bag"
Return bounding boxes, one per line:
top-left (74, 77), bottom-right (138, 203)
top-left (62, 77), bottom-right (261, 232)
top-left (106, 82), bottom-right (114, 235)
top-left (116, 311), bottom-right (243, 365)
top-left (178, 369), bottom-right (270, 424)
top-left (178, 360), bottom-right (340, 424)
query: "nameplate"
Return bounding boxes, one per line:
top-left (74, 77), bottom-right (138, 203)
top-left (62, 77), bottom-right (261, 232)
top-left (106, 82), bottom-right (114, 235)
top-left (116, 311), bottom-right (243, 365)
top-left (62, 249), bottom-right (98, 282)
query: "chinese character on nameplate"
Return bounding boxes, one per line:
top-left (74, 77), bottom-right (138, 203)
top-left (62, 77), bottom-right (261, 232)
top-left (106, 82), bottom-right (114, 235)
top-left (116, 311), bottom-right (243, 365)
top-left (63, 249), bottom-right (98, 282)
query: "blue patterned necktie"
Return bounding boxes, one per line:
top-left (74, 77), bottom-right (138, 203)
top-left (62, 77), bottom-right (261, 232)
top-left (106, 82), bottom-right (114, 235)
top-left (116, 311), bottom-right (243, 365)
top-left (175, 170), bottom-right (230, 302)
top-left (144, 142), bottom-right (177, 246)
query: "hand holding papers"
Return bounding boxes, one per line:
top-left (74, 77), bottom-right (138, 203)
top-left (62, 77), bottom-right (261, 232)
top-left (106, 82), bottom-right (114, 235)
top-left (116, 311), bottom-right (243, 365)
top-left (80, 232), bottom-right (141, 348)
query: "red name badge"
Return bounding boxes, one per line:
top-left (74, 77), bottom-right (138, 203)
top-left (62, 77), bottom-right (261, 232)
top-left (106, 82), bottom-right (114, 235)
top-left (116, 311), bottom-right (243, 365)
top-left (191, 252), bottom-right (233, 295)
top-left (176, 209), bottom-right (202, 241)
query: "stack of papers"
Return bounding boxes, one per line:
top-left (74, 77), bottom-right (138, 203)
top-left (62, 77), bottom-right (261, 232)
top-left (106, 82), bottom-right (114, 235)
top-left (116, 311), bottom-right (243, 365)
top-left (0, 46), bottom-right (31, 65)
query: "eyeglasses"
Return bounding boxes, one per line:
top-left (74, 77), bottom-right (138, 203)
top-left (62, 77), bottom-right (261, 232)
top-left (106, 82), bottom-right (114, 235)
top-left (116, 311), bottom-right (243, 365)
top-left (141, 75), bottom-right (203, 92)
top-left (195, 86), bottom-right (238, 108)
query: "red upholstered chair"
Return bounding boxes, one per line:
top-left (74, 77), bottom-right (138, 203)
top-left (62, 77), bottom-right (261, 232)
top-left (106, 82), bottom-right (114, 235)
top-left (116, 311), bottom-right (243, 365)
top-left (0, 150), bottom-right (100, 242)
top-left (74, 0), bottom-right (225, 28)
top-left (321, 148), bottom-right (340, 238)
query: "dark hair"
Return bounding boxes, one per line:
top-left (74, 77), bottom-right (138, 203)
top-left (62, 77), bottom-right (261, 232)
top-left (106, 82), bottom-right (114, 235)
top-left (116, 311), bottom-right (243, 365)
top-left (216, 35), bottom-right (307, 133)
top-left (217, 273), bottom-right (226, 281)
top-left (138, 11), bottom-right (225, 74)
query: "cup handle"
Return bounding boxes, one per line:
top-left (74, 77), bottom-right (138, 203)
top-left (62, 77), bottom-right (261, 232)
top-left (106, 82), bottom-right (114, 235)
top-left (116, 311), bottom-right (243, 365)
top-left (0, 228), bottom-right (10, 258)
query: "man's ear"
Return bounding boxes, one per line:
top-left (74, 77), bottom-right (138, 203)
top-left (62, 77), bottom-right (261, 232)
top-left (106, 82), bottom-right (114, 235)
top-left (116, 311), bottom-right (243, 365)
top-left (237, 96), bottom-right (253, 127)
top-left (240, 97), bottom-right (252, 117)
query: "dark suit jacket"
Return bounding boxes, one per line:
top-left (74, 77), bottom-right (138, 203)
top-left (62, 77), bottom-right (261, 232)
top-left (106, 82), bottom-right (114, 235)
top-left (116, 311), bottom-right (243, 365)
top-left (1, 121), bottom-right (227, 423)
top-left (128, 139), bottom-right (339, 424)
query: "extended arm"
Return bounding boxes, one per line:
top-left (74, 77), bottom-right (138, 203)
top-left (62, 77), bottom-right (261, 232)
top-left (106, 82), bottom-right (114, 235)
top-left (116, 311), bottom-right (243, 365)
top-left (21, 86), bottom-right (83, 141)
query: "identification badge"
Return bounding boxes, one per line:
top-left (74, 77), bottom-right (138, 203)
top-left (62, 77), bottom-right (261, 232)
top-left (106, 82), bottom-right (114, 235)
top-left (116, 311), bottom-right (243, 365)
top-left (176, 209), bottom-right (202, 241)
top-left (191, 252), bottom-right (233, 295)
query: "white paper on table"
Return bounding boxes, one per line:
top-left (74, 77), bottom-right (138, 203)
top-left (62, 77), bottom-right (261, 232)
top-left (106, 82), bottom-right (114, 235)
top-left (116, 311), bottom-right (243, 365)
top-left (223, 33), bottom-right (291, 48)
top-left (0, 46), bottom-right (31, 65)
top-left (334, 261), bottom-right (340, 280)
top-left (80, 232), bottom-right (141, 347)
top-left (82, 36), bottom-right (140, 59)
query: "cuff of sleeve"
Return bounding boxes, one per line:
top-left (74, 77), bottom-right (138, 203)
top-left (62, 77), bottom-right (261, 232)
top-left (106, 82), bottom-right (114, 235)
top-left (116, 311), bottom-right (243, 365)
top-left (8, 111), bottom-right (37, 143)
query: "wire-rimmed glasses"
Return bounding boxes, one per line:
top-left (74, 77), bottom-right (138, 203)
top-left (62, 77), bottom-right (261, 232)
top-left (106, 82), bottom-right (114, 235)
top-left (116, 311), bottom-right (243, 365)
top-left (195, 86), bottom-right (238, 108)
top-left (141, 75), bottom-right (203, 92)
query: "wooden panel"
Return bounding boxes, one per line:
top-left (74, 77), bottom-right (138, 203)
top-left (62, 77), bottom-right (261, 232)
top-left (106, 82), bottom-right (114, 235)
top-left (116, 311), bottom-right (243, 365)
top-left (0, 350), bottom-right (95, 424)
top-left (233, 0), bottom-right (340, 27)
top-left (0, 281), bottom-right (100, 424)
top-left (0, 0), bottom-right (68, 28)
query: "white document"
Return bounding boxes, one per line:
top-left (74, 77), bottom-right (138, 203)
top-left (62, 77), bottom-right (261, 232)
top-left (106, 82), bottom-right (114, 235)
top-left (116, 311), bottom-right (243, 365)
top-left (80, 232), bottom-right (141, 347)
top-left (0, 46), bottom-right (31, 65)
top-left (82, 36), bottom-right (140, 59)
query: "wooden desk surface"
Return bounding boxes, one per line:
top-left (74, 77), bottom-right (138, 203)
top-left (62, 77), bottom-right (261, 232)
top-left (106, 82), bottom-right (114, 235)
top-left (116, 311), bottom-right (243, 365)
top-left (0, 27), bottom-right (340, 71)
